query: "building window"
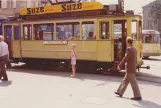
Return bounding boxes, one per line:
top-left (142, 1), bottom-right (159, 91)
top-left (0, 0), bottom-right (16, 8)
top-left (148, 12), bottom-right (151, 17)
top-left (8, 0), bottom-right (12, 8)
top-left (13, 0), bottom-right (16, 8)
top-left (26, 0), bottom-right (31, 8)
top-left (148, 21), bottom-right (153, 29)
top-left (1, 0), bottom-right (7, 8)
top-left (31, 0), bottom-right (40, 7)
top-left (0, 0), bottom-right (1, 8)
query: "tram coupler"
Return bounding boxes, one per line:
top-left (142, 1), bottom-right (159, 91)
top-left (137, 65), bottom-right (150, 72)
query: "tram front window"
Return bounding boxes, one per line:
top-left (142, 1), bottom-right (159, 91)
top-left (143, 34), bottom-right (160, 44)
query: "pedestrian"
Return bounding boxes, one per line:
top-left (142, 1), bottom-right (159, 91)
top-left (114, 37), bottom-right (142, 100)
top-left (0, 35), bottom-right (9, 81)
top-left (70, 44), bottom-right (76, 78)
top-left (117, 37), bottom-right (122, 60)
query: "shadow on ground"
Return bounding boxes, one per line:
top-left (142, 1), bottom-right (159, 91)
top-left (0, 80), bottom-right (12, 87)
top-left (143, 57), bottom-right (161, 61)
top-left (7, 68), bottom-right (161, 86)
top-left (133, 100), bottom-right (161, 108)
top-left (136, 72), bottom-right (161, 79)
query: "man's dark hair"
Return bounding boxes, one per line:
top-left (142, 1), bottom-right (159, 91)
top-left (126, 37), bottom-right (133, 44)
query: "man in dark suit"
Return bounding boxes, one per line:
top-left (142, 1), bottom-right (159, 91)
top-left (114, 37), bottom-right (142, 100)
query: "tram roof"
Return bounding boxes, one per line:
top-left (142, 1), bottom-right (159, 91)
top-left (4, 1), bottom-right (141, 21)
top-left (142, 30), bottom-right (160, 34)
top-left (19, 2), bottom-right (108, 16)
top-left (2, 14), bottom-right (142, 24)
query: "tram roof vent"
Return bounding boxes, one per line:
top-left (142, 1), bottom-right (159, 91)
top-left (125, 10), bottom-right (134, 15)
top-left (108, 4), bottom-right (118, 11)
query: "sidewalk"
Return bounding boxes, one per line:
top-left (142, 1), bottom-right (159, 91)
top-left (0, 70), bottom-right (161, 108)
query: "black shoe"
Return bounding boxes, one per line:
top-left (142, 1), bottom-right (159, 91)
top-left (114, 92), bottom-right (122, 97)
top-left (131, 97), bottom-right (142, 100)
top-left (1, 79), bottom-right (8, 81)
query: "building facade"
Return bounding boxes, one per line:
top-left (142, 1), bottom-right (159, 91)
top-left (0, 0), bottom-right (46, 19)
top-left (0, 0), bottom-right (94, 19)
top-left (142, 0), bottom-right (161, 34)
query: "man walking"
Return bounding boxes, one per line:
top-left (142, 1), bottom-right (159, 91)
top-left (114, 37), bottom-right (142, 100)
top-left (0, 35), bottom-right (9, 81)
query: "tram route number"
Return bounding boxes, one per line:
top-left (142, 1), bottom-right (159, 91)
top-left (62, 3), bottom-right (82, 12)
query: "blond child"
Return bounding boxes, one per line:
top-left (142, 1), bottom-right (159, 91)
top-left (70, 44), bottom-right (76, 78)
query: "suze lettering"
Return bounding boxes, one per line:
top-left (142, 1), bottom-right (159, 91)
top-left (27, 7), bottom-right (44, 15)
top-left (62, 3), bottom-right (82, 12)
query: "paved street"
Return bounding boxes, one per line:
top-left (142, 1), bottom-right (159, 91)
top-left (135, 56), bottom-right (161, 83)
top-left (1, 55), bottom-right (161, 108)
top-left (139, 56), bottom-right (161, 76)
top-left (0, 56), bottom-right (161, 108)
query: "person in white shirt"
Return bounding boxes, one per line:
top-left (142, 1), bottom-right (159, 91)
top-left (118, 37), bottom-right (122, 60)
top-left (0, 35), bottom-right (9, 81)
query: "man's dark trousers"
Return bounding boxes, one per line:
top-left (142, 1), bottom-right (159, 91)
top-left (0, 55), bottom-right (8, 80)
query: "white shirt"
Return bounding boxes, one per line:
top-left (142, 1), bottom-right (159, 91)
top-left (118, 42), bottom-right (122, 50)
top-left (0, 41), bottom-right (9, 57)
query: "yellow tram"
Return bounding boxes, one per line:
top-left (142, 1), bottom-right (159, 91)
top-left (2, 0), bottom-right (143, 72)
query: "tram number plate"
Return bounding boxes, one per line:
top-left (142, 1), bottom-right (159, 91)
top-left (43, 41), bottom-right (68, 45)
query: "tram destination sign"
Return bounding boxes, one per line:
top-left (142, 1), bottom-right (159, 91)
top-left (20, 2), bottom-right (104, 16)
top-left (43, 41), bottom-right (68, 45)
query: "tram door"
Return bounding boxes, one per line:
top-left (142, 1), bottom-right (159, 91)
top-left (113, 20), bottom-right (127, 61)
top-left (4, 25), bottom-right (12, 58)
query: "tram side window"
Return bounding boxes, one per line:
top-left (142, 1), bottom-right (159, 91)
top-left (14, 26), bottom-right (20, 40)
top-left (4, 25), bottom-right (12, 41)
top-left (82, 21), bottom-right (95, 40)
top-left (34, 24), bottom-right (53, 40)
top-left (131, 21), bottom-right (137, 40)
top-left (23, 25), bottom-right (32, 40)
top-left (154, 34), bottom-right (160, 43)
top-left (56, 22), bottom-right (80, 40)
top-left (100, 22), bottom-right (109, 39)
